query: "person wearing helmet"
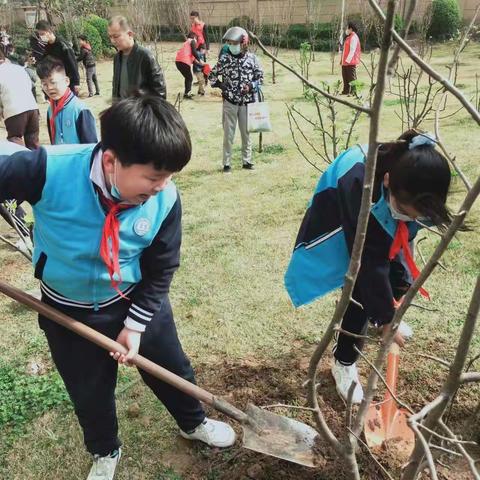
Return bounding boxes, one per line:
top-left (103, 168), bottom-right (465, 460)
top-left (209, 26), bottom-right (264, 173)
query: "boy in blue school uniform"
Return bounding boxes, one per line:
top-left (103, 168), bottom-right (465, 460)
top-left (285, 130), bottom-right (453, 405)
top-left (37, 55), bottom-right (98, 145)
top-left (0, 94), bottom-right (235, 480)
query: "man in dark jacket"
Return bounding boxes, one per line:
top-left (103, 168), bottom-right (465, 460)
top-left (108, 16), bottom-right (166, 101)
top-left (77, 35), bottom-right (100, 97)
top-left (35, 21), bottom-right (80, 95)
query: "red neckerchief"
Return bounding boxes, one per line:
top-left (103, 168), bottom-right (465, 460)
top-left (97, 190), bottom-right (135, 298)
top-left (49, 89), bottom-right (73, 144)
top-left (389, 221), bottom-right (430, 300)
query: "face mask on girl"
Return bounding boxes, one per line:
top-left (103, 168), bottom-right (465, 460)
top-left (228, 44), bottom-right (241, 55)
top-left (388, 201), bottom-right (414, 222)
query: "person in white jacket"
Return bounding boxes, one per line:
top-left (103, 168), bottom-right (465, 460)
top-left (0, 49), bottom-right (39, 149)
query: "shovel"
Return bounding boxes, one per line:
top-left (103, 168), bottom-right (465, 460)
top-left (364, 343), bottom-right (415, 456)
top-left (0, 280), bottom-right (319, 467)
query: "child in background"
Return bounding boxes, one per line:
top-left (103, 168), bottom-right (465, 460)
top-left (285, 131), bottom-right (452, 404)
top-left (77, 35), bottom-right (100, 97)
top-left (193, 43), bottom-right (207, 96)
top-left (37, 56), bottom-right (97, 145)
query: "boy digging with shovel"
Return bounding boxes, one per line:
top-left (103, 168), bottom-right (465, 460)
top-left (0, 93), bottom-right (235, 480)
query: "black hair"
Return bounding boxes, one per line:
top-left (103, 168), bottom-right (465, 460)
top-left (35, 20), bottom-right (53, 32)
top-left (377, 129), bottom-right (452, 227)
top-left (36, 56), bottom-right (66, 79)
top-left (190, 10), bottom-right (200, 17)
top-left (100, 92), bottom-right (191, 172)
top-left (78, 34), bottom-right (88, 41)
top-left (347, 22), bottom-right (358, 33)
top-left (187, 31), bottom-right (198, 40)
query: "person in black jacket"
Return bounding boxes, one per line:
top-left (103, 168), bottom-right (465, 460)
top-left (108, 15), bottom-right (166, 101)
top-left (0, 94), bottom-right (235, 480)
top-left (35, 20), bottom-right (80, 95)
top-left (77, 35), bottom-right (100, 97)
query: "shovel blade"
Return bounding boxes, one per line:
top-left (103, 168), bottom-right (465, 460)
top-left (242, 404), bottom-right (320, 468)
top-left (365, 403), bottom-right (415, 457)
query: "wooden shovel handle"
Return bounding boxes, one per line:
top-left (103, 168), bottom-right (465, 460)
top-left (0, 280), bottom-right (248, 424)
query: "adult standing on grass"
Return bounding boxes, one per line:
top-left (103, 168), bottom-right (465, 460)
top-left (0, 50), bottom-right (39, 149)
top-left (340, 22), bottom-right (361, 96)
top-left (0, 94), bottom-right (235, 480)
top-left (285, 131), bottom-right (453, 405)
top-left (35, 20), bottom-right (80, 95)
top-left (209, 26), bottom-right (264, 173)
top-left (190, 11), bottom-right (209, 52)
top-left (175, 32), bottom-right (203, 99)
top-left (108, 15), bottom-right (166, 101)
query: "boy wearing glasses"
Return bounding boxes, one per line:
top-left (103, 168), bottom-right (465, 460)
top-left (37, 56), bottom-right (97, 145)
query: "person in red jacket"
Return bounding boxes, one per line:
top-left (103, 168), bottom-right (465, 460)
top-left (190, 11), bottom-right (209, 51)
top-left (175, 32), bottom-right (204, 99)
top-left (341, 22), bottom-right (361, 95)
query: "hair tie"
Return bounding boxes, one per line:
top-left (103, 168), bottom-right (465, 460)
top-left (409, 132), bottom-right (437, 150)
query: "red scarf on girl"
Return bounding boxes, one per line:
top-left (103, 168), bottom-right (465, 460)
top-left (389, 221), bottom-right (430, 300)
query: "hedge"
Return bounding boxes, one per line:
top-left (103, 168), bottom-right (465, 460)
top-left (427, 0), bottom-right (461, 40)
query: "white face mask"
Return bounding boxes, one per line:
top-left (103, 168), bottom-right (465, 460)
top-left (388, 201), bottom-right (414, 222)
top-left (228, 44), bottom-right (241, 55)
top-left (39, 34), bottom-right (49, 43)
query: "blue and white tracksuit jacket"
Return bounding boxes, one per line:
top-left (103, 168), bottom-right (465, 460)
top-left (285, 145), bottom-right (419, 327)
top-left (0, 142), bottom-right (180, 332)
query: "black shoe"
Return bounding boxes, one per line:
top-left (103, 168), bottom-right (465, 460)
top-left (223, 165), bottom-right (232, 173)
top-left (242, 163), bottom-right (255, 170)
top-left (95, 92), bottom-right (100, 96)
top-left (183, 93), bottom-right (194, 100)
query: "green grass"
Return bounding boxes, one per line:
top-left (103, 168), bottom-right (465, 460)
top-left (0, 40), bottom-right (479, 479)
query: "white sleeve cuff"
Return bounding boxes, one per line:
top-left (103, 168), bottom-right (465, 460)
top-left (124, 317), bottom-right (147, 333)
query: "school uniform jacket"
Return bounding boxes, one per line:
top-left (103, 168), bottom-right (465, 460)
top-left (284, 145), bottom-right (418, 327)
top-left (0, 142), bottom-right (181, 332)
top-left (46, 93), bottom-right (98, 145)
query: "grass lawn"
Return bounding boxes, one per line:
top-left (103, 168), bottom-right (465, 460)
top-left (0, 41), bottom-right (479, 479)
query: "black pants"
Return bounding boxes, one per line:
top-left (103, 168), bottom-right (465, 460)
top-left (39, 294), bottom-right (205, 456)
top-left (341, 65), bottom-right (357, 95)
top-left (86, 65), bottom-right (100, 95)
top-left (333, 288), bottom-right (368, 366)
top-left (175, 61), bottom-right (193, 95)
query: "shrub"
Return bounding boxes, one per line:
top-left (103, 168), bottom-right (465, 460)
top-left (58, 20), bottom-right (103, 58)
top-left (80, 22), bottom-right (103, 57)
top-left (86, 14), bottom-right (111, 55)
top-left (427, 0), bottom-right (461, 40)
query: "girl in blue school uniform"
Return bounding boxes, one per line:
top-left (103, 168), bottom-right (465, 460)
top-left (285, 130), bottom-right (452, 404)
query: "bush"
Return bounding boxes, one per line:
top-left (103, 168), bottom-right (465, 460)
top-left (427, 0), bottom-right (461, 40)
top-left (86, 15), bottom-right (111, 55)
top-left (80, 22), bottom-right (103, 57)
top-left (57, 20), bottom-right (103, 58)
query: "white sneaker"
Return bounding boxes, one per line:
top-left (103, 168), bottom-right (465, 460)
top-left (180, 418), bottom-right (236, 447)
top-left (398, 321), bottom-right (413, 339)
top-left (87, 448), bottom-right (121, 480)
top-left (331, 361), bottom-right (364, 404)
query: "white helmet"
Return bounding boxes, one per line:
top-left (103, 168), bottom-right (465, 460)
top-left (222, 26), bottom-right (249, 45)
